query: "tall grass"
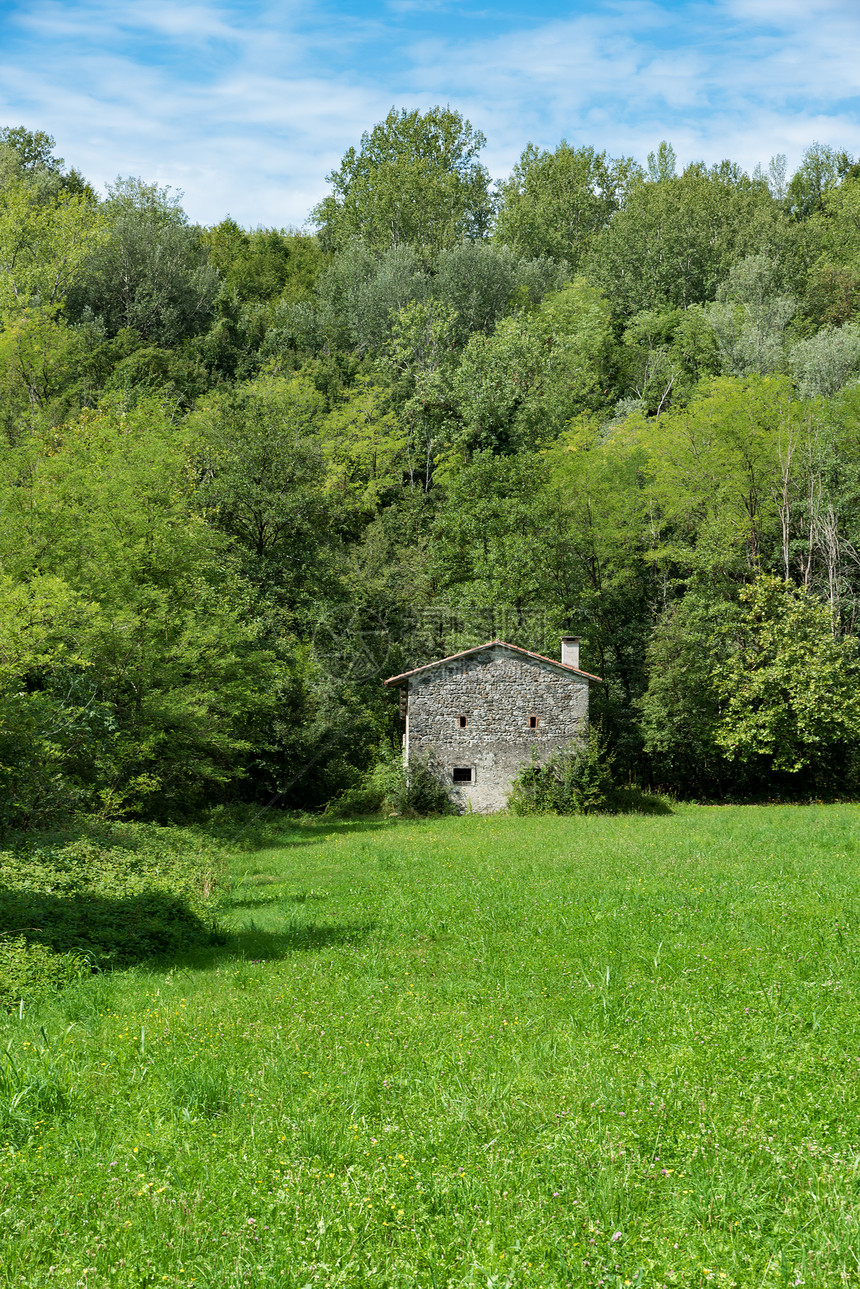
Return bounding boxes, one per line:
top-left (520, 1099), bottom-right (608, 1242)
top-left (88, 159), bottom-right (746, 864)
top-left (2, 805), bottom-right (860, 1287)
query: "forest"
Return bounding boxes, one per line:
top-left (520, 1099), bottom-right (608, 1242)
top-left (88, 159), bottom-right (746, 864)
top-left (2, 110), bottom-right (860, 825)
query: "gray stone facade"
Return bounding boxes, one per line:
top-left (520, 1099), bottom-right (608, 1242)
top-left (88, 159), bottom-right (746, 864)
top-left (384, 641), bottom-right (600, 813)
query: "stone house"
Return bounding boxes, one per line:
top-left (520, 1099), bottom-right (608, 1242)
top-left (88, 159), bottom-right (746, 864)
top-left (383, 638), bottom-right (602, 813)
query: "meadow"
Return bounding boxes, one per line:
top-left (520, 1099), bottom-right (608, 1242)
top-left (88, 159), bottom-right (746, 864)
top-left (2, 804), bottom-right (860, 1288)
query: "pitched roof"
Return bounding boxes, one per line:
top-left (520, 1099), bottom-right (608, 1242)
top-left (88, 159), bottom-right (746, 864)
top-left (383, 639), bottom-right (603, 686)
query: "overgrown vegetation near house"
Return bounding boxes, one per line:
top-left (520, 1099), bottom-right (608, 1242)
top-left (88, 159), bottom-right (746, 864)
top-left (509, 728), bottom-right (616, 815)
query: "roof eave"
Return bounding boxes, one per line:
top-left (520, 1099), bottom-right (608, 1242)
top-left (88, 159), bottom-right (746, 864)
top-left (383, 638), bottom-right (603, 686)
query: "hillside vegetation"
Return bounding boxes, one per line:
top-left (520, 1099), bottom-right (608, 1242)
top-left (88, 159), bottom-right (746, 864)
top-left (2, 118), bottom-right (860, 816)
top-left (2, 806), bottom-right (859, 1287)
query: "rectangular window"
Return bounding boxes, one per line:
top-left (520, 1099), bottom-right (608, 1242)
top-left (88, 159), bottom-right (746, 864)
top-left (452, 766), bottom-right (472, 783)
top-left (459, 715), bottom-right (468, 728)
top-left (529, 715), bottom-right (538, 729)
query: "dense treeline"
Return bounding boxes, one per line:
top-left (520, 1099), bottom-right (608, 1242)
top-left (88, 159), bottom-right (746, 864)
top-left (3, 112), bottom-right (860, 824)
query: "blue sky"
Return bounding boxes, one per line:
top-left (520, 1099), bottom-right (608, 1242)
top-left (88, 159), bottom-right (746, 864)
top-left (1, 0), bottom-right (858, 228)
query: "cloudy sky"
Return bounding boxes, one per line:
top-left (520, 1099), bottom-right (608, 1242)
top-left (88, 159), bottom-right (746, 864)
top-left (1, 0), bottom-right (858, 228)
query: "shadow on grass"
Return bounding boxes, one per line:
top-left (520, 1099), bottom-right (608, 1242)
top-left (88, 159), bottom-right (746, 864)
top-left (0, 812), bottom-right (383, 1003)
top-left (2, 886), bottom-right (376, 1005)
top-left (176, 920), bottom-right (377, 969)
top-left (200, 810), bottom-right (397, 855)
top-left (230, 890), bottom-right (335, 912)
top-left (608, 787), bottom-right (674, 816)
top-left (0, 887), bottom-right (216, 970)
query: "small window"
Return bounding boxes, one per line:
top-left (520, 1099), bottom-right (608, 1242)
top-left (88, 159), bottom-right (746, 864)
top-left (452, 766), bottom-right (472, 783)
top-left (529, 715), bottom-right (538, 729)
top-left (459, 714), bottom-right (468, 728)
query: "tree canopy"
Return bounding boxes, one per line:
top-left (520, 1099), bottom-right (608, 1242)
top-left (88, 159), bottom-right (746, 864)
top-left (311, 107), bottom-right (493, 254)
top-left (2, 111), bottom-right (860, 820)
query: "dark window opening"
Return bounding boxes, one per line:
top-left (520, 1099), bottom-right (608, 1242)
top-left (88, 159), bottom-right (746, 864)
top-left (452, 766), bottom-right (472, 783)
top-left (459, 715), bottom-right (468, 728)
top-left (529, 715), bottom-right (538, 729)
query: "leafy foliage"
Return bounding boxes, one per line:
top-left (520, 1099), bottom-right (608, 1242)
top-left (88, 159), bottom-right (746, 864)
top-left (640, 577), bottom-right (860, 795)
top-left (0, 821), bottom-right (226, 1005)
top-left (66, 179), bottom-right (220, 346)
top-left (329, 743), bottom-right (454, 818)
top-left (1, 111), bottom-right (860, 816)
top-left (586, 163), bottom-right (777, 317)
top-left (508, 728), bottom-right (614, 815)
top-left (311, 107), bottom-right (493, 254)
top-left (495, 141), bottom-right (640, 268)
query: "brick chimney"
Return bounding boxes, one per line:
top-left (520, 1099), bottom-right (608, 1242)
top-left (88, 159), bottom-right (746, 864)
top-left (561, 636), bottom-right (580, 670)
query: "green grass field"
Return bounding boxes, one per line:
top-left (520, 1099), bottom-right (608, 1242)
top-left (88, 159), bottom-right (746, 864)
top-left (3, 805), bottom-right (860, 1288)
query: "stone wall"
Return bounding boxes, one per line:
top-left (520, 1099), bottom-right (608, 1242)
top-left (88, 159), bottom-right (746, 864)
top-left (404, 645), bottom-right (590, 813)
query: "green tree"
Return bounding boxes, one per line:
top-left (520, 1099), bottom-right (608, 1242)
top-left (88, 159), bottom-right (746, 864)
top-left (494, 141), bottom-right (640, 269)
top-left (638, 375), bottom-right (796, 581)
top-left (0, 179), bottom-right (104, 320)
top-left (0, 574), bottom-right (110, 827)
top-left (431, 450), bottom-right (571, 634)
top-left (202, 219), bottom-right (327, 304)
top-left (705, 254), bottom-right (797, 376)
top-left (319, 378), bottom-right (406, 510)
top-left (618, 304), bottom-right (718, 414)
top-left (786, 142), bottom-right (855, 221)
top-left (812, 174), bottom-right (860, 266)
top-left (717, 577), bottom-right (860, 775)
top-left (802, 262), bottom-right (860, 329)
top-left (789, 387), bottom-right (860, 627)
top-left (790, 323), bottom-right (860, 398)
top-left (66, 178), bottom-right (220, 345)
top-left (639, 591), bottom-right (735, 795)
top-left (508, 728), bottom-right (614, 815)
top-left (452, 279), bottom-right (616, 454)
top-left (193, 224), bottom-right (329, 383)
top-left (432, 240), bottom-right (564, 343)
top-left (0, 400), bottom-right (285, 818)
top-left (0, 126), bottom-right (63, 175)
top-left (585, 164), bottom-right (778, 317)
top-left (310, 240), bottom-right (428, 353)
top-left (640, 577), bottom-right (860, 794)
top-left (311, 107), bottom-right (493, 255)
top-left (646, 141), bottom-right (677, 184)
top-left (380, 298), bottom-right (460, 492)
top-left (189, 375), bottom-right (334, 600)
top-left (301, 238), bottom-right (564, 358)
top-left (0, 167), bottom-right (107, 439)
top-left (0, 125), bottom-right (91, 198)
top-left (544, 418), bottom-right (654, 772)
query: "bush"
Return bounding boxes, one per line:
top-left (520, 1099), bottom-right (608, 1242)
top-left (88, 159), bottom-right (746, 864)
top-left (0, 821), bottom-right (227, 1006)
top-left (327, 745), bottom-right (453, 818)
top-left (0, 936), bottom-right (91, 1008)
top-left (324, 784), bottom-right (386, 819)
top-left (508, 729), bottom-right (615, 815)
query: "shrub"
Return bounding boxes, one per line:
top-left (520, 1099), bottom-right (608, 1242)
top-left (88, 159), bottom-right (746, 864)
top-left (0, 935), bottom-right (91, 1008)
top-left (327, 744), bottom-right (453, 818)
top-left (0, 821), bottom-right (227, 1006)
top-left (508, 728), bottom-right (614, 815)
top-left (324, 784), bottom-right (387, 819)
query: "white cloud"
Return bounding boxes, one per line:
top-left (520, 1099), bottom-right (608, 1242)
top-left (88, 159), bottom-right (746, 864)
top-left (0, 0), bottom-right (858, 226)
